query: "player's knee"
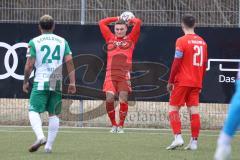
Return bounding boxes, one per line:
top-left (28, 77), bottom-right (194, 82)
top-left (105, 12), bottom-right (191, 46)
top-left (106, 95), bottom-right (114, 103)
top-left (106, 97), bottom-right (114, 103)
top-left (119, 94), bottom-right (128, 103)
top-left (188, 106), bottom-right (199, 115)
top-left (169, 105), bottom-right (180, 112)
top-left (119, 97), bottom-right (127, 103)
top-left (106, 92), bottom-right (115, 102)
top-left (119, 91), bottom-right (128, 103)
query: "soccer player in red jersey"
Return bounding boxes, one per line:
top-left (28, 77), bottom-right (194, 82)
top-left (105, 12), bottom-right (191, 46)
top-left (99, 14), bottom-right (141, 133)
top-left (166, 14), bottom-right (208, 150)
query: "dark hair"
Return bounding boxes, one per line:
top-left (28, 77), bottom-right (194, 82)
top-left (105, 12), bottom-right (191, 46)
top-left (39, 15), bottom-right (54, 30)
top-left (182, 14), bottom-right (195, 28)
top-left (115, 19), bottom-right (127, 26)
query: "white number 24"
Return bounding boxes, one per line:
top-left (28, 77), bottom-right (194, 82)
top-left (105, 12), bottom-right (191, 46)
top-left (193, 45), bottom-right (203, 66)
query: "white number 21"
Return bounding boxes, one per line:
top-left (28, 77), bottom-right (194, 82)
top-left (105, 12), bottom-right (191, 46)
top-left (193, 45), bottom-right (203, 66)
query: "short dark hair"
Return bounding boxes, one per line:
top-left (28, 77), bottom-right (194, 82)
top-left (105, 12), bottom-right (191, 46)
top-left (182, 14), bottom-right (195, 28)
top-left (115, 19), bottom-right (127, 26)
top-left (39, 15), bottom-right (54, 30)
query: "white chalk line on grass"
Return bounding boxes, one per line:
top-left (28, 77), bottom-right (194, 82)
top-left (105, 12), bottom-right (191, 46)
top-left (0, 128), bottom-right (232, 137)
top-left (1, 125), bottom-right (239, 137)
top-left (0, 125), bottom-right (223, 133)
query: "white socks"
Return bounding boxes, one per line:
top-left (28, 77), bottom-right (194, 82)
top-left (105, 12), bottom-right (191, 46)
top-left (29, 111), bottom-right (60, 150)
top-left (45, 116), bottom-right (60, 150)
top-left (218, 131), bottom-right (232, 146)
top-left (29, 111), bottom-right (45, 140)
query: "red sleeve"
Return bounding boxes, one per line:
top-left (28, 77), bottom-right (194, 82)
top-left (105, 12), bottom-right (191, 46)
top-left (99, 17), bottom-right (118, 41)
top-left (175, 38), bottom-right (184, 52)
top-left (128, 18), bottom-right (142, 43)
top-left (168, 38), bottom-right (184, 83)
top-left (202, 44), bottom-right (208, 78)
top-left (168, 58), bottom-right (182, 83)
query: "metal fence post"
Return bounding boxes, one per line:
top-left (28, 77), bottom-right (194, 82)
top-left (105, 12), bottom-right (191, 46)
top-left (79, 100), bottom-right (84, 127)
top-left (81, 0), bottom-right (86, 25)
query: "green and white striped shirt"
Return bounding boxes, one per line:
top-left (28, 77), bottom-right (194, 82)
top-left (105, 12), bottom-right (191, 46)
top-left (27, 33), bottom-right (71, 91)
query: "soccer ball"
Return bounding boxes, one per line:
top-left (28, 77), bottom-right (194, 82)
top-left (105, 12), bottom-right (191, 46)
top-left (120, 11), bottom-right (135, 22)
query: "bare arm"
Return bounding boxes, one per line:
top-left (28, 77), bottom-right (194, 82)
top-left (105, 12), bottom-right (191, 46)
top-left (23, 57), bottom-right (35, 93)
top-left (64, 55), bottom-right (75, 85)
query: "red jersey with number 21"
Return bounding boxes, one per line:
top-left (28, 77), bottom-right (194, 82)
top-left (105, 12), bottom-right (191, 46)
top-left (174, 34), bottom-right (208, 88)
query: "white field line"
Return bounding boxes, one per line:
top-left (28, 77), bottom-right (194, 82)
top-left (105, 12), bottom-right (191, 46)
top-left (0, 130), bottom-right (224, 137)
top-left (0, 126), bottom-right (235, 137)
top-left (0, 125), bottom-right (223, 133)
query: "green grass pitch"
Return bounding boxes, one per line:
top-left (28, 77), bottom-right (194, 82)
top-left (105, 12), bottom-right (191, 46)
top-left (0, 127), bottom-right (239, 160)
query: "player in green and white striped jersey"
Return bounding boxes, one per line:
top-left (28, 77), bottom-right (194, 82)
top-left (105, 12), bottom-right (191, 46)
top-left (23, 15), bottom-right (76, 153)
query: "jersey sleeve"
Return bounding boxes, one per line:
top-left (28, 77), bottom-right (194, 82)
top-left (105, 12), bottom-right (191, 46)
top-left (174, 38), bottom-right (184, 58)
top-left (128, 18), bottom-right (142, 43)
top-left (204, 43), bottom-right (208, 63)
top-left (64, 39), bottom-right (72, 56)
top-left (202, 43), bottom-right (208, 78)
top-left (26, 40), bottom-right (36, 58)
top-left (168, 38), bottom-right (184, 83)
top-left (98, 17), bottom-right (118, 41)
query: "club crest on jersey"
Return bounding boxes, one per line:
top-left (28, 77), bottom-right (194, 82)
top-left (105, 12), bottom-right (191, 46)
top-left (103, 39), bottom-right (133, 52)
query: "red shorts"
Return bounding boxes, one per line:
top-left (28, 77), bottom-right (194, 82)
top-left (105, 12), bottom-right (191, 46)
top-left (169, 85), bottom-right (201, 107)
top-left (103, 80), bottom-right (131, 93)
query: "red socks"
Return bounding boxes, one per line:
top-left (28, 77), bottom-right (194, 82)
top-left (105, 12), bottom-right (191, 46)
top-left (106, 102), bottom-right (128, 127)
top-left (169, 111), bottom-right (181, 134)
top-left (169, 111), bottom-right (200, 139)
top-left (119, 102), bottom-right (128, 127)
top-left (191, 114), bottom-right (200, 139)
top-left (106, 102), bottom-right (117, 126)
